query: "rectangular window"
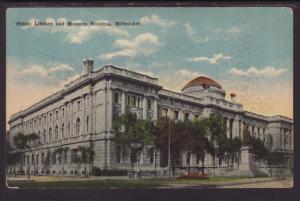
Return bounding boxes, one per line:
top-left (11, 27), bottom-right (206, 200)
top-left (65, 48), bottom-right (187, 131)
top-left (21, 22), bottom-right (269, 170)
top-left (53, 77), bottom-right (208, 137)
top-left (149, 148), bottom-right (154, 164)
top-left (127, 95), bottom-right (130, 105)
top-left (133, 96), bottom-right (137, 106)
top-left (184, 113), bottom-right (189, 120)
top-left (52, 153), bottom-right (56, 165)
top-left (186, 152), bottom-right (191, 165)
top-left (116, 146), bottom-right (121, 163)
top-left (175, 111), bottom-right (179, 119)
top-left (137, 97), bottom-right (141, 107)
top-left (41, 153), bottom-right (45, 165)
top-left (161, 108), bottom-right (168, 117)
top-left (64, 150), bottom-right (68, 163)
top-left (36, 154), bottom-right (39, 165)
top-left (114, 91), bottom-right (119, 103)
top-left (147, 99), bottom-right (152, 109)
top-left (71, 149), bottom-right (78, 163)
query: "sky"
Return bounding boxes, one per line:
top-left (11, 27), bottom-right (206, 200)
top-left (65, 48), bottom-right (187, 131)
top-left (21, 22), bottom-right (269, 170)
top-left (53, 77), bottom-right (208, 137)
top-left (6, 7), bottom-right (293, 127)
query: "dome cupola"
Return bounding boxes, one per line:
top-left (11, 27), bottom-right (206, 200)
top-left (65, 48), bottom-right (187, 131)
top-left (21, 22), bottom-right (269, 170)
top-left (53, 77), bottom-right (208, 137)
top-left (181, 76), bottom-right (226, 99)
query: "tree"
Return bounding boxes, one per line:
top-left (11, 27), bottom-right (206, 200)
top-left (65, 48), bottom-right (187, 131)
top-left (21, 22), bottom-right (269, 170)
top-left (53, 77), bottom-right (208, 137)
top-left (250, 137), bottom-right (268, 160)
top-left (113, 111), bottom-right (157, 175)
top-left (156, 117), bottom-right (184, 176)
top-left (53, 147), bottom-right (69, 176)
top-left (12, 132), bottom-right (40, 179)
top-left (204, 113), bottom-right (227, 174)
top-left (190, 121), bottom-right (212, 175)
top-left (226, 137), bottom-right (242, 167)
top-left (78, 145), bottom-right (95, 177)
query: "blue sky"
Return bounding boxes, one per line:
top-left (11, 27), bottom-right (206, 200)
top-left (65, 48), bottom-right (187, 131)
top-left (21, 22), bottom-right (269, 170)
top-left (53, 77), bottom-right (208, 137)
top-left (6, 7), bottom-right (293, 122)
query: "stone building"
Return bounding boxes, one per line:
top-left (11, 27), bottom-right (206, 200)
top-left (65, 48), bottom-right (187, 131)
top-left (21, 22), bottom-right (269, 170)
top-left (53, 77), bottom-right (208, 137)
top-left (7, 59), bottom-right (293, 176)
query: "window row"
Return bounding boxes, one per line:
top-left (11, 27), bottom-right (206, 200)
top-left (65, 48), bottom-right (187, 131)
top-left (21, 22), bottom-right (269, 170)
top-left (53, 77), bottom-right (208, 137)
top-left (14, 97), bottom-right (92, 135)
top-left (114, 91), bottom-right (154, 109)
top-left (27, 117), bottom-right (89, 144)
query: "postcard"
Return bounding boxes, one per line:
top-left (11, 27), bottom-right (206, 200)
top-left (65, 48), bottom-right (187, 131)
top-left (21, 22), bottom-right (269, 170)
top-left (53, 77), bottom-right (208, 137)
top-left (6, 6), bottom-right (293, 189)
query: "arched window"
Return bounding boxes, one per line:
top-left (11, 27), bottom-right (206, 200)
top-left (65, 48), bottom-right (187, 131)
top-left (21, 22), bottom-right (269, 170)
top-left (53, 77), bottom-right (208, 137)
top-left (76, 118), bottom-right (80, 136)
top-left (43, 129), bottom-right (46, 143)
top-left (38, 131), bottom-right (41, 144)
top-left (55, 125), bottom-right (58, 141)
top-left (49, 127), bottom-right (52, 142)
top-left (86, 116), bottom-right (89, 133)
top-left (61, 123), bottom-right (64, 139)
top-left (67, 122), bottom-right (70, 136)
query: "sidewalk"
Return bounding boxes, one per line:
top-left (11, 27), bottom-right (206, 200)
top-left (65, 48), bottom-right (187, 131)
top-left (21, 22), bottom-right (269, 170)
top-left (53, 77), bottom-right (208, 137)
top-left (6, 175), bottom-right (129, 181)
top-left (167, 177), bottom-right (292, 189)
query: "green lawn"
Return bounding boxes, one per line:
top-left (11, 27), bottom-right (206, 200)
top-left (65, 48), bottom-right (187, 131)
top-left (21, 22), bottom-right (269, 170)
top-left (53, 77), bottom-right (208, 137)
top-left (7, 176), bottom-right (255, 188)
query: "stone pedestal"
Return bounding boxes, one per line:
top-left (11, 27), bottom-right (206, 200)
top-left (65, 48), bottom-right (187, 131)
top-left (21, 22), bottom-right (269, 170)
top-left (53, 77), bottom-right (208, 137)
top-left (225, 146), bottom-right (267, 177)
top-left (239, 146), bottom-right (251, 171)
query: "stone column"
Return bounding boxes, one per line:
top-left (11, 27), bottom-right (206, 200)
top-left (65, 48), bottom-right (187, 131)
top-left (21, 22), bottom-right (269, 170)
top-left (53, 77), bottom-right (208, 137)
top-left (81, 96), bottom-right (85, 135)
top-left (232, 117), bottom-right (239, 138)
top-left (70, 101), bottom-right (74, 137)
top-left (202, 108), bottom-right (210, 118)
top-left (248, 125), bottom-right (252, 136)
top-left (281, 128), bottom-right (284, 150)
top-left (143, 95), bottom-right (148, 120)
top-left (121, 90), bottom-right (126, 114)
top-left (240, 120), bottom-right (244, 139)
top-left (179, 110), bottom-right (184, 121)
top-left (153, 97), bottom-right (158, 121)
top-left (107, 140), bottom-right (111, 168)
top-left (254, 126), bottom-right (258, 138)
top-left (167, 108), bottom-right (173, 119)
top-left (189, 113), bottom-right (194, 121)
top-left (226, 118), bottom-right (230, 138)
top-left (107, 88), bottom-right (113, 132)
top-left (103, 87), bottom-right (107, 132)
top-left (91, 91), bottom-right (95, 135)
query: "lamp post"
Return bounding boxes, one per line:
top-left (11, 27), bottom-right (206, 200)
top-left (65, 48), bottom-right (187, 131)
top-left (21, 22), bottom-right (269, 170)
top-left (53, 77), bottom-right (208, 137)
top-left (129, 140), bottom-right (142, 178)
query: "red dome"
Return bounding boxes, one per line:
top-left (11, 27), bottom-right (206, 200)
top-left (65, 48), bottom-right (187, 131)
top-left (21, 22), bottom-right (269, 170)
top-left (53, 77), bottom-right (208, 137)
top-left (181, 76), bottom-right (222, 91)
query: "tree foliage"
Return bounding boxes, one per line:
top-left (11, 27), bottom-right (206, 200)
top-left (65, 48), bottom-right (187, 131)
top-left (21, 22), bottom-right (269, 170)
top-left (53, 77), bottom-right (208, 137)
top-left (113, 111), bottom-right (158, 169)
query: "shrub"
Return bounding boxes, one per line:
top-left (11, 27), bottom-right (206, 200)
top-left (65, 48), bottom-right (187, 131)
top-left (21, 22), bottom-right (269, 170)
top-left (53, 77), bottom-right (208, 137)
top-left (177, 172), bottom-right (209, 180)
top-left (92, 167), bottom-right (101, 176)
top-left (91, 167), bottom-right (127, 176)
top-left (101, 169), bottom-right (127, 176)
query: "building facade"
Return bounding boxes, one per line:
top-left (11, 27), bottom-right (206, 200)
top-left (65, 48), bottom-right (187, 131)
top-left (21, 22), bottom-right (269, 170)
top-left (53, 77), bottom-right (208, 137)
top-left (7, 59), bottom-right (293, 176)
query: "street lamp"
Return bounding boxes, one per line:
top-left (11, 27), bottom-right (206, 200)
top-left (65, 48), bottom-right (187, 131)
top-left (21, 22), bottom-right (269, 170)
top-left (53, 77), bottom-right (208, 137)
top-left (129, 140), bottom-right (142, 178)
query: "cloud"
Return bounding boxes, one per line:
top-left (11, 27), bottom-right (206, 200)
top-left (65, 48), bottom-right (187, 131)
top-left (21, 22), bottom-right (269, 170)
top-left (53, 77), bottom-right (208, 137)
top-left (20, 65), bottom-right (49, 77)
top-left (48, 64), bottom-right (74, 73)
top-left (229, 66), bottom-right (287, 77)
top-left (184, 23), bottom-right (241, 44)
top-left (6, 60), bottom-right (82, 128)
top-left (21, 18), bottom-right (130, 44)
top-left (140, 15), bottom-right (176, 28)
top-left (184, 22), bottom-right (212, 44)
top-left (20, 63), bottom-right (74, 77)
top-left (57, 73), bottom-right (81, 88)
top-left (99, 33), bottom-right (161, 60)
top-left (226, 26), bottom-right (241, 34)
top-left (188, 53), bottom-right (231, 64)
top-left (157, 69), bottom-right (207, 92)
